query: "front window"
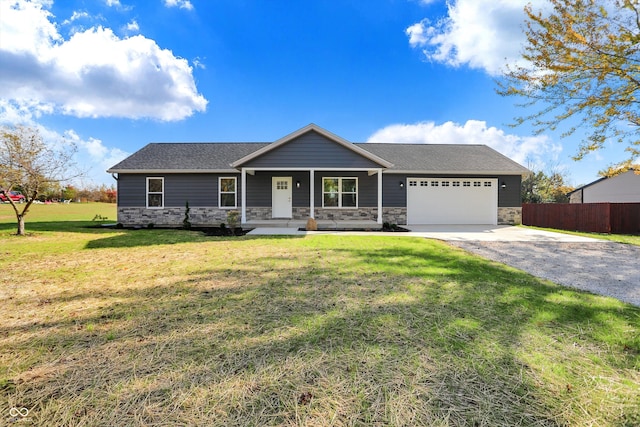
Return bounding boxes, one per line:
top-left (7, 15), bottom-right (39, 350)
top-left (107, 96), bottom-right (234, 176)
top-left (219, 177), bottom-right (237, 208)
top-left (323, 177), bottom-right (357, 208)
top-left (147, 177), bottom-right (164, 208)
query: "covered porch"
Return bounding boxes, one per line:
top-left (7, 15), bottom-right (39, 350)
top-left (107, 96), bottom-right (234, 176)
top-left (239, 167), bottom-right (385, 227)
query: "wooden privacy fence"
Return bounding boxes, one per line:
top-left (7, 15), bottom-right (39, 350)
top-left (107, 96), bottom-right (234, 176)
top-left (522, 203), bottom-right (640, 234)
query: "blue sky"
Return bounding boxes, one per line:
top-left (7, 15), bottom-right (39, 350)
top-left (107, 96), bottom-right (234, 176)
top-left (0, 0), bottom-right (630, 187)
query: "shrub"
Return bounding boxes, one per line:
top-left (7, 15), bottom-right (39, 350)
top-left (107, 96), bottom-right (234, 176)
top-left (227, 210), bottom-right (239, 231)
top-left (183, 201), bottom-right (192, 230)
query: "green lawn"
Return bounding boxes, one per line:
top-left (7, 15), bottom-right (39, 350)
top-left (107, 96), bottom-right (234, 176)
top-left (1, 203), bottom-right (639, 426)
top-left (520, 225), bottom-right (640, 246)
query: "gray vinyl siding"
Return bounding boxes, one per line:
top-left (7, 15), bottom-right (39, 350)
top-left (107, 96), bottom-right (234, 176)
top-left (116, 172), bottom-right (522, 209)
top-left (382, 175), bottom-right (408, 207)
top-left (246, 171), bottom-right (310, 207)
top-left (497, 175), bottom-right (522, 207)
top-left (242, 131), bottom-right (382, 168)
top-left (382, 174), bottom-right (522, 208)
top-left (117, 174), bottom-right (241, 207)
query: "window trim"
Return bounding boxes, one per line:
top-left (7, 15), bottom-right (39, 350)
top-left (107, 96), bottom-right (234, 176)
top-left (218, 176), bottom-right (237, 209)
top-left (322, 177), bottom-right (358, 209)
top-left (146, 177), bottom-right (164, 209)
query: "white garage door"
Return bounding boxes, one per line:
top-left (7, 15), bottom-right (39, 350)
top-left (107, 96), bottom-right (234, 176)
top-left (406, 178), bottom-right (497, 225)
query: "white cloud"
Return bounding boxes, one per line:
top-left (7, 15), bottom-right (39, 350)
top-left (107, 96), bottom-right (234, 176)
top-left (62, 10), bottom-right (89, 25)
top-left (192, 56), bottom-right (206, 70)
top-left (125, 19), bottom-right (139, 32)
top-left (105, 0), bottom-right (121, 7)
top-left (0, 104), bottom-right (129, 186)
top-left (164, 0), bottom-right (193, 11)
top-left (64, 130), bottom-right (130, 183)
top-left (407, 0), bottom-right (544, 75)
top-left (0, 0), bottom-right (207, 121)
top-left (367, 120), bottom-right (561, 166)
top-left (406, 20), bottom-right (431, 47)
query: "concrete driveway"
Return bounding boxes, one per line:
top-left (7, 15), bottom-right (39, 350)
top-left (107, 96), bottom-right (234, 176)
top-left (399, 225), bottom-right (601, 242)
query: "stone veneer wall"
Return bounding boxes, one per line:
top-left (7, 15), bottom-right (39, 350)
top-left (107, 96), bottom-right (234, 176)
top-left (117, 206), bottom-right (430, 227)
top-left (498, 207), bottom-right (522, 225)
top-left (118, 207), bottom-right (233, 227)
top-left (382, 207), bottom-right (407, 225)
top-left (245, 207), bottom-right (407, 224)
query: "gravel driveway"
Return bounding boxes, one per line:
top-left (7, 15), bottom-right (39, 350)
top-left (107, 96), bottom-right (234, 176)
top-left (449, 240), bottom-right (640, 307)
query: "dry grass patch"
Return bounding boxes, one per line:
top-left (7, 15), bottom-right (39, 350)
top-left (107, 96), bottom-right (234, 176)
top-left (1, 229), bottom-right (638, 426)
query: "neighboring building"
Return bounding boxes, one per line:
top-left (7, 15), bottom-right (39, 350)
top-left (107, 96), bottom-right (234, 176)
top-left (107, 124), bottom-right (529, 227)
top-left (568, 169), bottom-right (640, 203)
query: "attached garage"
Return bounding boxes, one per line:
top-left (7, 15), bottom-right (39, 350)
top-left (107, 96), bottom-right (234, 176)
top-left (406, 178), bottom-right (498, 225)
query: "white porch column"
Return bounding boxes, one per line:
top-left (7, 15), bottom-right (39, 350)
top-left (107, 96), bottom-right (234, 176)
top-left (309, 169), bottom-right (315, 219)
top-left (377, 169), bottom-right (383, 224)
top-left (241, 168), bottom-right (247, 224)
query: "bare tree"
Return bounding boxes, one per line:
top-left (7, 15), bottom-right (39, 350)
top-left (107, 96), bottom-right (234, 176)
top-left (0, 125), bottom-right (80, 235)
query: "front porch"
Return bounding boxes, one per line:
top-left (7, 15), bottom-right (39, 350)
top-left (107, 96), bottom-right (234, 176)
top-left (243, 219), bottom-right (381, 230)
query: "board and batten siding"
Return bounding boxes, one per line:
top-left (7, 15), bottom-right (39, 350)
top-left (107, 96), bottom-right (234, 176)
top-left (242, 131), bottom-right (382, 169)
top-left (117, 174), bottom-right (241, 207)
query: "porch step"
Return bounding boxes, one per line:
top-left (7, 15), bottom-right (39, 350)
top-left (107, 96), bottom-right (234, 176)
top-left (243, 220), bottom-right (381, 230)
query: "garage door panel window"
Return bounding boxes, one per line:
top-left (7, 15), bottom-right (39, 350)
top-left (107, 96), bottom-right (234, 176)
top-left (323, 177), bottom-right (358, 208)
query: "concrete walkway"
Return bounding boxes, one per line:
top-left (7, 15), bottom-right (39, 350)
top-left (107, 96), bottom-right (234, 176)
top-left (247, 224), bottom-right (600, 242)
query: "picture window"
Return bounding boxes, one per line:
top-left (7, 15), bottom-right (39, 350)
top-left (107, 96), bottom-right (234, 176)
top-left (323, 177), bottom-right (357, 208)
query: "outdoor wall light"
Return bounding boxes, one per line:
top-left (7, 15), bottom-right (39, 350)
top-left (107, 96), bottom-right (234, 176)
top-left (296, 180), bottom-right (301, 189)
top-left (501, 181), bottom-right (507, 189)
top-left (399, 181), bottom-right (404, 188)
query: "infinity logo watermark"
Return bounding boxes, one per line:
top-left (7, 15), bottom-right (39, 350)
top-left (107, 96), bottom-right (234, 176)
top-left (9, 407), bottom-right (29, 417)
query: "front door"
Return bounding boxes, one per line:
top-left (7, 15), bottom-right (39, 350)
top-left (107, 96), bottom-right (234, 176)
top-left (272, 177), bottom-right (292, 218)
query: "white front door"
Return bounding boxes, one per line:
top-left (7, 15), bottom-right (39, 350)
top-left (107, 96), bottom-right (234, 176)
top-left (272, 177), bottom-right (292, 218)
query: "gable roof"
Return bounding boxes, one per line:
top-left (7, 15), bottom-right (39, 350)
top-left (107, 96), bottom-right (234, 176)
top-left (107, 124), bottom-right (530, 175)
top-left (231, 123), bottom-right (393, 168)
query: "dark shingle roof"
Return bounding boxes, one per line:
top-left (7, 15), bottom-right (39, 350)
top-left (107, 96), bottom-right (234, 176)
top-left (360, 143), bottom-right (529, 174)
top-left (108, 142), bottom-right (529, 175)
top-left (108, 143), bottom-right (270, 172)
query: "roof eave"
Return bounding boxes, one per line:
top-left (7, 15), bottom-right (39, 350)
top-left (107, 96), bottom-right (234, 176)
top-left (384, 169), bottom-right (530, 176)
top-left (107, 169), bottom-right (240, 174)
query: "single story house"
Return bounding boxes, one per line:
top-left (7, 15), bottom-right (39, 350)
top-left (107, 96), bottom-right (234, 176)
top-left (568, 169), bottom-right (640, 203)
top-left (107, 124), bottom-right (529, 227)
